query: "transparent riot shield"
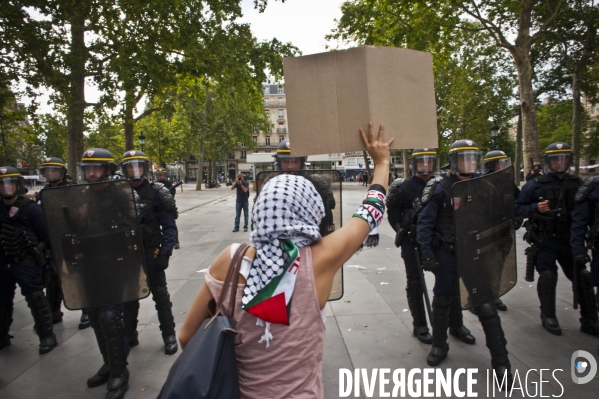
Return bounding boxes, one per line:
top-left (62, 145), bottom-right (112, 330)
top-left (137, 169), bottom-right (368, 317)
top-left (40, 180), bottom-right (149, 309)
top-left (452, 166), bottom-right (517, 309)
top-left (255, 170), bottom-right (343, 300)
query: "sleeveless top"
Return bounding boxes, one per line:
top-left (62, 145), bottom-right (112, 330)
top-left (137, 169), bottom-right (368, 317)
top-left (204, 245), bottom-right (326, 399)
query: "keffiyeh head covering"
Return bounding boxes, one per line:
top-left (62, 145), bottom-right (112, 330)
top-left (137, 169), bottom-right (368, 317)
top-left (242, 174), bottom-right (324, 330)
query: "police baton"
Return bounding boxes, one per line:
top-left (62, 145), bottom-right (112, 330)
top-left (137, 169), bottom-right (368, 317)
top-left (414, 247), bottom-right (433, 325)
top-left (573, 254), bottom-right (580, 310)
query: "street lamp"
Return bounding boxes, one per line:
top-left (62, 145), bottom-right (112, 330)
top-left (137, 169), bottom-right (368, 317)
top-left (138, 133), bottom-right (146, 152)
top-left (490, 120), bottom-right (500, 150)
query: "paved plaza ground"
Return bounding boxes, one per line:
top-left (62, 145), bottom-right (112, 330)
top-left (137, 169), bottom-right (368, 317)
top-left (1, 182), bottom-right (598, 398)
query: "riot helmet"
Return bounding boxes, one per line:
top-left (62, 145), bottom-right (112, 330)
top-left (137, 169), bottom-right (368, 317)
top-left (274, 140), bottom-right (306, 171)
top-left (78, 148), bottom-right (117, 184)
top-left (543, 142), bottom-right (572, 174)
top-left (483, 150), bottom-right (511, 175)
top-left (39, 157), bottom-right (67, 182)
top-left (121, 150), bottom-right (152, 181)
top-left (155, 167), bottom-right (167, 181)
top-left (447, 139), bottom-right (483, 176)
top-left (0, 166), bottom-right (27, 198)
top-left (410, 148), bottom-right (439, 176)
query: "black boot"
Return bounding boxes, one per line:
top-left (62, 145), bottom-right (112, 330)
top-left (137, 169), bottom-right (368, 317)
top-left (477, 303), bottom-right (513, 391)
top-left (46, 275), bottom-right (63, 323)
top-left (494, 298), bottom-right (508, 311)
top-left (0, 296), bottom-right (13, 350)
top-left (406, 279), bottom-right (432, 344)
top-left (152, 285), bottom-right (178, 355)
top-left (537, 270), bottom-right (561, 335)
top-left (449, 295), bottom-right (476, 344)
top-left (122, 301), bottom-right (140, 348)
top-left (427, 296), bottom-right (452, 366)
top-left (24, 291), bottom-right (57, 354)
top-left (87, 309), bottom-right (110, 388)
top-left (578, 270), bottom-right (599, 336)
top-left (98, 309), bottom-right (129, 399)
top-left (79, 310), bottom-right (91, 330)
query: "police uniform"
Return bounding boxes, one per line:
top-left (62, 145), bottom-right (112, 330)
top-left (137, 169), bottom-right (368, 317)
top-left (0, 167), bottom-right (57, 353)
top-left (516, 142), bottom-right (599, 337)
top-left (155, 167), bottom-right (179, 249)
top-left (76, 149), bottom-right (130, 399)
top-left (120, 151), bottom-right (178, 356)
top-left (571, 177), bottom-right (599, 301)
top-left (35, 157), bottom-right (91, 328)
top-left (386, 148), bottom-right (440, 344)
top-left (417, 140), bottom-right (511, 386)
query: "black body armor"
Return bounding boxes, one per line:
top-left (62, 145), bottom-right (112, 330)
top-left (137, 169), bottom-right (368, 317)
top-left (137, 183), bottom-right (177, 249)
top-left (0, 198), bottom-right (42, 264)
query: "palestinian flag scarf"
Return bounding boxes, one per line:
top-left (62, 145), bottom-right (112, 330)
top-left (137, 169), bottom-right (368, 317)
top-left (243, 174), bottom-right (324, 329)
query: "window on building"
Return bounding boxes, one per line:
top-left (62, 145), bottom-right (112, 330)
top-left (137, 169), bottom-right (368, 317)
top-left (278, 109), bottom-right (284, 118)
top-left (264, 99), bottom-right (269, 106)
top-left (239, 142), bottom-right (245, 147)
top-left (278, 86), bottom-right (284, 94)
top-left (265, 150), bottom-right (271, 153)
top-left (279, 135), bottom-right (285, 143)
top-left (278, 98), bottom-right (284, 106)
top-left (241, 151), bottom-right (246, 159)
top-left (265, 136), bottom-right (271, 146)
top-left (252, 135), bottom-right (257, 143)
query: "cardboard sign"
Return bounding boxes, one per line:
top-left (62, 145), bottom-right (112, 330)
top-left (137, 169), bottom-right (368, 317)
top-left (283, 46), bottom-right (438, 157)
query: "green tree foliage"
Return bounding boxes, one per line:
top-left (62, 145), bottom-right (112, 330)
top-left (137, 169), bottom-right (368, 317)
top-left (328, 3), bottom-right (515, 162)
top-left (329, 0), bottom-right (568, 173)
top-left (537, 99), bottom-right (592, 154)
top-left (31, 114), bottom-right (68, 161)
top-left (1, 1), bottom-right (296, 177)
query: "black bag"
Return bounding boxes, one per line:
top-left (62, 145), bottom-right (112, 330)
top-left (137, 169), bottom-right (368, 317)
top-left (158, 244), bottom-right (249, 399)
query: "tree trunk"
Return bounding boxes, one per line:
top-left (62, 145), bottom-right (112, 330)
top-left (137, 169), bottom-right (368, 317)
top-left (195, 133), bottom-right (204, 190)
top-left (514, 49), bottom-right (540, 176)
top-left (124, 88), bottom-right (135, 151)
top-left (572, 67), bottom-right (583, 177)
top-left (362, 151), bottom-right (371, 183)
top-left (515, 109), bottom-right (523, 186)
top-left (66, 11), bottom-right (87, 178)
top-left (402, 149), bottom-right (410, 178)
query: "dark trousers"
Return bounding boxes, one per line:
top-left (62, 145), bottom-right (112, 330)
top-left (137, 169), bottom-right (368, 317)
top-left (145, 251), bottom-right (167, 288)
top-left (234, 201), bottom-right (249, 229)
top-left (400, 241), bottom-right (419, 281)
top-left (536, 238), bottom-right (590, 317)
top-left (591, 249), bottom-right (599, 287)
top-left (432, 249), bottom-right (458, 297)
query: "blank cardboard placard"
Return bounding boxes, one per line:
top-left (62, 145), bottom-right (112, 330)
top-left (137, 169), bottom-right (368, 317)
top-left (283, 46), bottom-right (438, 157)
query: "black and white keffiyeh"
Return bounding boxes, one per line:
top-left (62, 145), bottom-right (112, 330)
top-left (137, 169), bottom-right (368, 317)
top-left (241, 174), bottom-right (324, 334)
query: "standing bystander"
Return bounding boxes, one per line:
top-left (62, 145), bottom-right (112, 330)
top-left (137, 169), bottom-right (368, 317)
top-left (231, 173), bottom-right (249, 232)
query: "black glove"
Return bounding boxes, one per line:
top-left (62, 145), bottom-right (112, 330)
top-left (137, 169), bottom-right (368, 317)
top-left (156, 255), bottom-right (171, 270)
top-left (422, 257), bottom-right (437, 272)
top-left (574, 253), bottom-right (591, 266)
top-left (364, 234), bottom-right (379, 248)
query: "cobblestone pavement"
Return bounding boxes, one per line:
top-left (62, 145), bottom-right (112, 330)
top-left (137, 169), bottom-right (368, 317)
top-left (1, 182), bottom-right (598, 398)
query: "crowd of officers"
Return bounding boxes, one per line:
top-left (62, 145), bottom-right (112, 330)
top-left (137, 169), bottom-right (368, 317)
top-left (387, 140), bottom-right (599, 389)
top-left (2, 138), bottom-right (599, 395)
top-left (0, 149), bottom-right (179, 399)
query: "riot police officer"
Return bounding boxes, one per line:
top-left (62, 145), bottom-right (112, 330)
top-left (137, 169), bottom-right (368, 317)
top-left (36, 157), bottom-right (90, 329)
top-left (417, 140), bottom-right (512, 386)
top-left (275, 139), bottom-right (306, 171)
top-left (516, 142), bottom-right (599, 337)
top-left (120, 150), bottom-right (178, 355)
top-left (155, 167), bottom-right (179, 249)
top-left (571, 176), bottom-right (599, 316)
top-left (77, 149), bottom-right (130, 399)
top-left (0, 166), bottom-right (57, 353)
top-left (387, 148), bottom-right (439, 344)
top-left (479, 150), bottom-right (520, 313)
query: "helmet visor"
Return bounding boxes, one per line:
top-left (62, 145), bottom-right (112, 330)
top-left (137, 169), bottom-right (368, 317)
top-left (121, 159), bottom-right (150, 180)
top-left (545, 153), bottom-right (571, 173)
top-left (411, 155), bottom-right (439, 176)
top-left (0, 177), bottom-right (16, 197)
top-left (39, 166), bottom-right (65, 182)
top-left (78, 163), bottom-right (110, 184)
top-left (451, 150), bottom-right (482, 175)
